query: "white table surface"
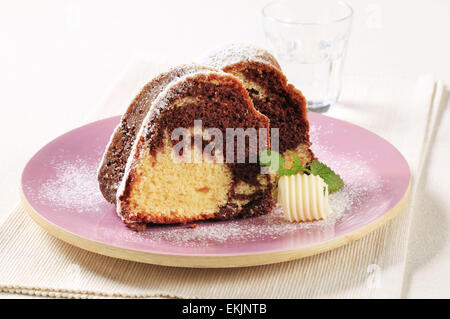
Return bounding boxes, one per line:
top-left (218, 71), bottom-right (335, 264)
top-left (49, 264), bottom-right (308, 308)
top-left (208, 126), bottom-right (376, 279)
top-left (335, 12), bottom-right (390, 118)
top-left (1, 0), bottom-right (449, 298)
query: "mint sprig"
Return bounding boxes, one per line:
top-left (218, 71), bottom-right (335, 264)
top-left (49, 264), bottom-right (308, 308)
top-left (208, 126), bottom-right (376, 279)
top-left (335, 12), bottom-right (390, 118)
top-left (259, 150), bottom-right (344, 192)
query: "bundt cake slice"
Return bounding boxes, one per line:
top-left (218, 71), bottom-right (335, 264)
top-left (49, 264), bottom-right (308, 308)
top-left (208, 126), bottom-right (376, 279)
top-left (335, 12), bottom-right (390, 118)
top-left (199, 43), bottom-right (315, 167)
top-left (116, 67), bottom-right (274, 229)
top-left (98, 64), bottom-right (213, 203)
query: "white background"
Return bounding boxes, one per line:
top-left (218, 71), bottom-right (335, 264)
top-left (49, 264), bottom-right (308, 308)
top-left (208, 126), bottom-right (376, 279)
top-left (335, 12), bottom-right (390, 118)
top-left (1, 0), bottom-right (449, 298)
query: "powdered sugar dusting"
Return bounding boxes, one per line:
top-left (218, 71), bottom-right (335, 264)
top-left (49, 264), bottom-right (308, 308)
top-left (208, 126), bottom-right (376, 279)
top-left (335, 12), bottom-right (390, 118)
top-left (38, 158), bottom-right (105, 213)
top-left (198, 43), bottom-right (281, 71)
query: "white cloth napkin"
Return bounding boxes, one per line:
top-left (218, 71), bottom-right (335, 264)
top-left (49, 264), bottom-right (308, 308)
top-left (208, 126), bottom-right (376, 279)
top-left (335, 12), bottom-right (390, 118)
top-left (0, 60), bottom-right (444, 298)
top-left (402, 83), bottom-right (450, 298)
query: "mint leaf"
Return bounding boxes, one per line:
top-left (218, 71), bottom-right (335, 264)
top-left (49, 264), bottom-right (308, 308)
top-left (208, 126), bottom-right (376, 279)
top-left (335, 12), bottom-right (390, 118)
top-left (259, 150), bottom-right (291, 175)
top-left (310, 161), bottom-right (344, 192)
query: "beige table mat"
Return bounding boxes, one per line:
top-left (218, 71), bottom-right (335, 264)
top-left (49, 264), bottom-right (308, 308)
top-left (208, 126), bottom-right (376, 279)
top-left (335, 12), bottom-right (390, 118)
top-left (0, 60), bottom-right (443, 298)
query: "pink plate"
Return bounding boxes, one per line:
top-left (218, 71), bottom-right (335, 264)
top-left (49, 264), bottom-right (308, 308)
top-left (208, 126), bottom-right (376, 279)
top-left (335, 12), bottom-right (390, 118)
top-left (21, 113), bottom-right (410, 267)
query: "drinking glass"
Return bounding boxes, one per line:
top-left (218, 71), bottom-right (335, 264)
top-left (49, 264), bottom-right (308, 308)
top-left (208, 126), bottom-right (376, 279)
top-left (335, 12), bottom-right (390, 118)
top-left (262, 0), bottom-right (353, 112)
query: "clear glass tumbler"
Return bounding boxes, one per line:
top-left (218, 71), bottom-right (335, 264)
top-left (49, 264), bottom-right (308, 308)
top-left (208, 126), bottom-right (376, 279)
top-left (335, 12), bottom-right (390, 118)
top-left (262, 0), bottom-right (353, 112)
